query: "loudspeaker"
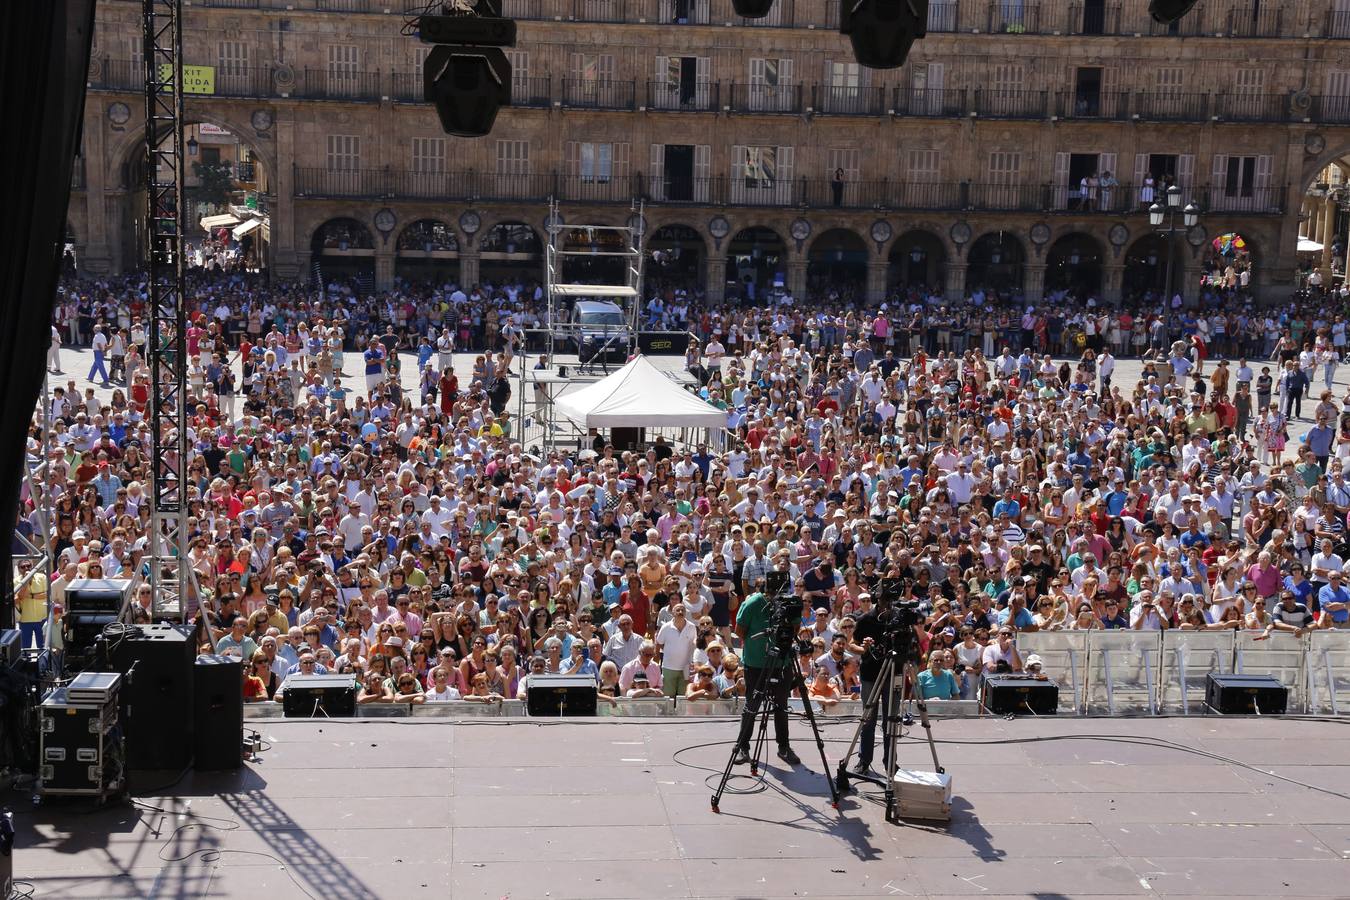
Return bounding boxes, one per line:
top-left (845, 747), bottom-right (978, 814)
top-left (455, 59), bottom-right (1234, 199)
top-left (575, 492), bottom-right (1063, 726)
top-left (194, 655), bottom-right (243, 770)
top-left (65, 578), bottom-right (133, 615)
top-left (981, 675), bottom-right (1059, 715)
top-left (107, 624), bottom-right (196, 771)
top-left (1205, 673), bottom-right (1288, 714)
top-left (609, 426), bottom-right (643, 452)
top-left (281, 675), bottom-right (358, 718)
top-left (526, 674), bottom-right (598, 716)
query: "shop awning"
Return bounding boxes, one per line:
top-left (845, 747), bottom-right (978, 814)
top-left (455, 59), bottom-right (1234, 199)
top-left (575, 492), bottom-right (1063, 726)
top-left (232, 218), bottom-right (263, 239)
top-left (200, 214), bottom-right (241, 230)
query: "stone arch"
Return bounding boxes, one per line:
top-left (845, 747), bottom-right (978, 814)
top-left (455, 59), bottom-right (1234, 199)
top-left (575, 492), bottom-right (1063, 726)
top-left (395, 218), bottom-right (459, 286)
top-left (887, 229), bottom-right (947, 292)
top-left (725, 225), bottom-right (787, 300)
top-left (807, 227), bottom-right (869, 297)
top-left (646, 223), bottom-right (706, 291)
top-left (1045, 231), bottom-right (1106, 297)
top-left (966, 231), bottom-right (1026, 293)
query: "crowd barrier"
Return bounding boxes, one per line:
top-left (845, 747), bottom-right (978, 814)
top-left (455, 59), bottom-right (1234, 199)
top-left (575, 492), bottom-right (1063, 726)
top-left (1015, 628), bottom-right (1350, 715)
top-left (242, 696), bottom-right (985, 719)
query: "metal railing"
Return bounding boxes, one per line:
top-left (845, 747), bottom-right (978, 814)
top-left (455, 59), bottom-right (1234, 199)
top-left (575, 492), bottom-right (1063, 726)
top-left (1196, 183), bottom-right (1286, 214)
top-left (1326, 8), bottom-right (1350, 38)
top-left (727, 82), bottom-right (803, 113)
top-left (560, 78), bottom-right (636, 110)
top-left (1224, 2), bottom-right (1283, 37)
top-left (212, 66), bottom-right (274, 98)
top-left (1056, 90), bottom-right (1129, 119)
top-left (1066, 1), bottom-right (1120, 34)
top-left (1147, 9), bottom-right (1211, 35)
top-left (1048, 180), bottom-right (1135, 214)
top-left (824, 0), bottom-right (959, 30)
top-left (90, 59), bottom-right (141, 91)
top-left (717, 0), bottom-right (796, 26)
top-left (1132, 91), bottom-right (1211, 121)
top-left (988, 1), bottom-right (1039, 33)
top-left (317, 0), bottom-right (372, 9)
top-left (302, 68), bottom-right (383, 101)
top-left (1313, 94), bottom-right (1350, 124)
top-left (893, 86), bottom-right (967, 117)
top-left (555, 174), bottom-right (637, 203)
top-left (815, 84), bottom-right (888, 116)
top-left (659, 0), bottom-right (711, 24)
top-left (647, 80), bottom-right (718, 111)
top-left (966, 181), bottom-right (1042, 211)
top-left (973, 88), bottom-right (1048, 119)
top-left (1214, 92), bottom-right (1288, 122)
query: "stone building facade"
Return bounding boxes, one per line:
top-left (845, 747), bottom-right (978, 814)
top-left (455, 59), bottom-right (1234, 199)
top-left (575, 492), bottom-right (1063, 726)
top-left (71, 0), bottom-right (1350, 302)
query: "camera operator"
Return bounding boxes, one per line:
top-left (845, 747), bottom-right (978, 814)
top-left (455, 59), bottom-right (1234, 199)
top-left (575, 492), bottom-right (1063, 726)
top-left (732, 561), bottom-right (800, 767)
top-left (847, 578), bottom-right (926, 777)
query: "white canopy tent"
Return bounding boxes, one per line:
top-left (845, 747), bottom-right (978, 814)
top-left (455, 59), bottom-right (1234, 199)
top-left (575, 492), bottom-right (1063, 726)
top-left (554, 355), bottom-right (725, 429)
top-left (1298, 237), bottom-right (1325, 253)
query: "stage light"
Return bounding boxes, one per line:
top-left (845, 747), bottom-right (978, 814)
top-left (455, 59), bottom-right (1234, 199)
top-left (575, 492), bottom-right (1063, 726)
top-left (732, 0), bottom-right (776, 16)
top-left (839, 0), bottom-right (928, 70)
top-left (417, 5), bottom-right (516, 138)
top-left (1148, 0), bottom-right (1200, 24)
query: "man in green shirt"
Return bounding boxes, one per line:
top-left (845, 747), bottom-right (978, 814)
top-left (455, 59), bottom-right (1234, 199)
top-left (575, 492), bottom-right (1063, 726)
top-left (732, 585), bottom-right (799, 766)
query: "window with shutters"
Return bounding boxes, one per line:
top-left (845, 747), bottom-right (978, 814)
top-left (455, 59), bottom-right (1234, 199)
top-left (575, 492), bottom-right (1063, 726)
top-left (731, 145), bottom-right (793, 204)
top-left (327, 44), bottom-right (359, 74)
top-left (749, 58), bottom-right (793, 112)
top-left (908, 149), bottom-right (940, 181)
top-left (413, 45), bottom-right (432, 72)
top-left (218, 41), bottom-right (248, 74)
top-left (411, 138), bottom-right (445, 174)
top-left (326, 135), bottom-right (360, 171)
top-left (1234, 67), bottom-right (1265, 97)
top-left (910, 62), bottom-right (945, 115)
top-left (505, 50), bottom-right (529, 94)
top-left (579, 143), bottom-right (613, 183)
top-left (1334, 0), bottom-right (1350, 38)
top-left (823, 61), bottom-right (863, 112)
top-left (569, 53), bottom-right (615, 105)
top-left (992, 64), bottom-right (1024, 97)
top-left (661, 0), bottom-right (709, 24)
top-left (128, 37), bottom-right (143, 70)
top-left (1156, 66), bottom-right (1184, 93)
top-left (1224, 156), bottom-right (1257, 198)
top-left (829, 149), bottom-right (860, 182)
top-left (1326, 70), bottom-right (1350, 122)
top-left (828, 148), bottom-right (860, 204)
top-left (496, 140), bottom-right (529, 176)
top-left (653, 56), bottom-right (710, 109)
top-left (988, 151), bottom-right (1021, 208)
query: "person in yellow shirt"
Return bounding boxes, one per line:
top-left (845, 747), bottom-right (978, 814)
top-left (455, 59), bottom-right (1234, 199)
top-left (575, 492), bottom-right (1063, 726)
top-left (14, 561), bottom-right (49, 649)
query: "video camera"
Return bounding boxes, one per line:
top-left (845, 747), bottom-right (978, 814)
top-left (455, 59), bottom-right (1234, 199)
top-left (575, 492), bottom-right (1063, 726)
top-left (869, 577), bottom-right (924, 665)
top-left (761, 570), bottom-right (801, 658)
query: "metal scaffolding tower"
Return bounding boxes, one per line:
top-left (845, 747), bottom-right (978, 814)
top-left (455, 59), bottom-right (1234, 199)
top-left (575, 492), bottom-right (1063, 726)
top-left (542, 198), bottom-right (645, 368)
top-left (143, 0), bottom-right (191, 620)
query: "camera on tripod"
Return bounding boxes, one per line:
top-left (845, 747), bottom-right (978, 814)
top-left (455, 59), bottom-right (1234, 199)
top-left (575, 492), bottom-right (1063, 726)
top-left (762, 570), bottom-right (800, 657)
top-left (871, 578), bottom-right (924, 666)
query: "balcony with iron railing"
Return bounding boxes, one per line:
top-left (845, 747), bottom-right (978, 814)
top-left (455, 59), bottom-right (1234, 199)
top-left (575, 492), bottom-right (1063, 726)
top-left (824, 0), bottom-right (960, 31)
top-left (727, 82), bottom-right (804, 114)
top-left (1055, 90), bottom-right (1129, 120)
top-left (1065, 2), bottom-right (1121, 34)
top-left (646, 80), bottom-right (719, 111)
top-left (1326, 8), bottom-right (1350, 38)
top-left (815, 85), bottom-right (888, 116)
top-left (988, 2), bottom-right (1039, 34)
top-left (972, 88), bottom-right (1048, 119)
top-left (1131, 91), bottom-right (1211, 121)
top-left (1214, 92), bottom-right (1289, 123)
top-left (1311, 94), bottom-right (1350, 125)
top-left (390, 73), bottom-right (552, 108)
top-left (560, 78), bottom-right (636, 110)
top-left (1223, 3), bottom-right (1283, 37)
top-left (301, 69), bottom-right (384, 101)
top-left (212, 66), bottom-right (275, 98)
top-left (1196, 184), bottom-right (1286, 214)
top-left (891, 87), bottom-right (968, 117)
top-left (657, 0), bottom-right (712, 24)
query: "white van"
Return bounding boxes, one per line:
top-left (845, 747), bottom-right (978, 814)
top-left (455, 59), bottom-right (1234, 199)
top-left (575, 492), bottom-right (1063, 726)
top-left (571, 300), bottom-right (630, 361)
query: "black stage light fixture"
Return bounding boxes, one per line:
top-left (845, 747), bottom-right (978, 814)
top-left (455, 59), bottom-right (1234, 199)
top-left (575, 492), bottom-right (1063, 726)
top-left (732, 0), bottom-right (776, 16)
top-left (417, 2), bottom-right (516, 138)
top-left (840, 0), bottom-right (928, 70)
top-left (1148, 0), bottom-right (1200, 24)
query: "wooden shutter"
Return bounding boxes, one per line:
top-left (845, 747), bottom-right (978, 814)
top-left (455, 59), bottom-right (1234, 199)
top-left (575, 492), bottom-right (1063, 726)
top-left (1053, 152), bottom-right (1070, 209)
top-left (777, 145), bottom-right (795, 204)
top-left (694, 144), bottom-right (710, 202)
top-left (1134, 153), bottom-right (1148, 186)
top-left (565, 141), bottom-right (580, 177)
top-left (650, 143), bottom-right (664, 201)
top-left (697, 56), bottom-right (710, 83)
top-left (1211, 154), bottom-right (1229, 208)
top-left (1254, 155), bottom-right (1272, 210)
top-left (1177, 154), bottom-right (1194, 188)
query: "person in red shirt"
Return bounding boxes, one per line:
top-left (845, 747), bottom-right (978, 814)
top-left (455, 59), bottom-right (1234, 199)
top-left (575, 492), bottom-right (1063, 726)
top-left (620, 572), bottom-right (650, 636)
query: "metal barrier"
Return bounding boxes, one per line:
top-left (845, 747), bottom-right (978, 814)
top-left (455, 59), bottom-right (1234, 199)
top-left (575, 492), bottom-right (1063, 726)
top-left (1307, 631), bottom-right (1350, 714)
top-left (1160, 631), bottom-right (1235, 715)
top-left (1086, 631), bottom-right (1161, 715)
top-left (1234, 631), bottom-right (1307, 711)
top-left (1011, 632), bottom-right (1088, 714)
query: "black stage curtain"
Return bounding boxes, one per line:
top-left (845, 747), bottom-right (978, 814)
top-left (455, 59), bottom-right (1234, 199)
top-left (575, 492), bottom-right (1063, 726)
top-left (0, 1), bottom-right (98, 626)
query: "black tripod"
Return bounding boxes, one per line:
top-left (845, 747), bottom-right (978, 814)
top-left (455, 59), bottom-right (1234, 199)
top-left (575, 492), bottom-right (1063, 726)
top-left (833, 649), bottom-right (943, 823)
top-left (710, 645), bottom-right (839, 813)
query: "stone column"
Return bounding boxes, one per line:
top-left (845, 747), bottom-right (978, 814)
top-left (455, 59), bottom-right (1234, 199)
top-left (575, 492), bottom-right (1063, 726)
top-left (459, 248), bottom-right (480, 288)
top-left (1103, 263), bottom-right (1125, 304)
top-left (866, 259), bottom-right (887, 303)
top-left (82, 103), bottom-right (113, 275)
top-left (270, 107), bottom-right (300, 280)
top-left (944, 262), bottom-right (966, 301)
top-left (705, 254), bottom-right (726, 304)
top-left (375, 248), bottom-right (395, 291)
top-left (787, 257), bottom-right (807, 299)
top-left (1024, 263), bottom-right (1047, 301)
top-left (1321, 194), bottom-right (1337, 277)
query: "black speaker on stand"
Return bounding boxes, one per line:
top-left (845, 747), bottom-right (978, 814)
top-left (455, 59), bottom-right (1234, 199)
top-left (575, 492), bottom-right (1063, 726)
top-left (194, 655), bottom-right (243, 770)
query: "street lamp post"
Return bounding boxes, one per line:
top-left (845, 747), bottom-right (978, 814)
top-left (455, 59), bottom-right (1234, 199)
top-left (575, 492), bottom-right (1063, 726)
top-left (1149, 184), bottom-right (1200, 304)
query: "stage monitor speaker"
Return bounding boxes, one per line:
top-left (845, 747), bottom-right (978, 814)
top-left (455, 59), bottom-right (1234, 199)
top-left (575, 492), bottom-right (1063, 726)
top-left (281, 674), bottom-right (358, 718)
top-left (981, 675), bottom-right (1059, 716)
top-left (194, 655), bottom-right (243, 770)
top-left (1205, 673), bottom-right (1288, 714)
top-left (609, 427), bottom-right (643, 453)
top-left (526, 674), bottom-right (598, 716)
top-left (65, 578), bottom-right (133, 616)
top-left (106, 624), bottom-right (196, 772)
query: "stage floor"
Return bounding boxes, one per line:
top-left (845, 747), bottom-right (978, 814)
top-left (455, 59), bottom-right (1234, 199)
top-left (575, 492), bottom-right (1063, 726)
top-left (11, 715), bottom-right (1350, 899)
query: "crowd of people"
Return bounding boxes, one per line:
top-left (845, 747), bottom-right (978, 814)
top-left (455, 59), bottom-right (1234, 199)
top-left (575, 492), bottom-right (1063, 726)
top-left (16, 267), bottom-right (1350, 732)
